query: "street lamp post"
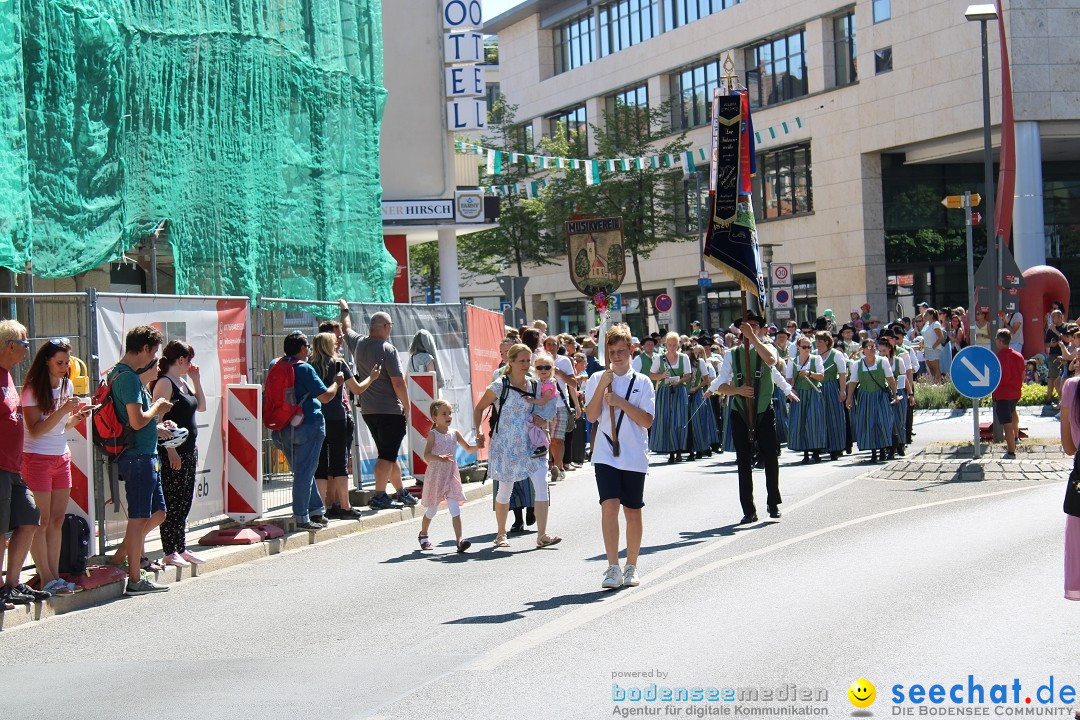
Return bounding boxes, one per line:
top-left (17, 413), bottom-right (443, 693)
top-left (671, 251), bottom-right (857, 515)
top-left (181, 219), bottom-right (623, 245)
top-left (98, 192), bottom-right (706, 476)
top-left (965, 4), bottom-right (999, 334)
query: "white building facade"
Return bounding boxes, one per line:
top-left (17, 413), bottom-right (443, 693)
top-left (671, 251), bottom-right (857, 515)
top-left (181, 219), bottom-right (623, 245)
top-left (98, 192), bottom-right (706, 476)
top-left (463, 0), bottom-right (1080, 336)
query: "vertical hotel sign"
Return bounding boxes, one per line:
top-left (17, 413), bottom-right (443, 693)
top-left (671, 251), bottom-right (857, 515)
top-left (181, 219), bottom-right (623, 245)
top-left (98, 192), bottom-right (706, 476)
top-left (444, 0), bottom-right (486, 131)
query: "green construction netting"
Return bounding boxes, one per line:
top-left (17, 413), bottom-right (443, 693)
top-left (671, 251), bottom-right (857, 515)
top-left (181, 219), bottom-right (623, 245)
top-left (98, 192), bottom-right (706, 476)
top-left (0, 0), bottom-right (394, 302)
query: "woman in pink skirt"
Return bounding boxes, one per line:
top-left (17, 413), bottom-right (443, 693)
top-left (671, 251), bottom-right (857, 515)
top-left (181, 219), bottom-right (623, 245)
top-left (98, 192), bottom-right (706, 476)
top-left (1059, 368), bottom-right (1080, 601)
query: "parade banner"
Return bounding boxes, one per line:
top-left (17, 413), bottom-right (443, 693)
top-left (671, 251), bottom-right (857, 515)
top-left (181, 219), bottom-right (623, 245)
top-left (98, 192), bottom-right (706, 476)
top-left (95, 295), bottom-right (251, 524)
top-left (466, 304), bottom-right (505, 462)
top-left (566, 217), bottom-right (626, 296)
top-left (710, 94), bottom-right (742, 228)
top-left (705, 92), bottom-right (767, 311)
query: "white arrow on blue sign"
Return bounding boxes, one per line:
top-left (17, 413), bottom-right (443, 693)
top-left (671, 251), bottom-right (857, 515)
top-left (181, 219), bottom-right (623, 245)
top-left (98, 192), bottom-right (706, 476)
top-left (950, 345), bottom-right (1002, 399)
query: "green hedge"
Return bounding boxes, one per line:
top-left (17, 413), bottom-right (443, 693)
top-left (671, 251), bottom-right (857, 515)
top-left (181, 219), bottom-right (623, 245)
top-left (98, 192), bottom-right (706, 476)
top-left (912, 379), bottom-right (1049, 410)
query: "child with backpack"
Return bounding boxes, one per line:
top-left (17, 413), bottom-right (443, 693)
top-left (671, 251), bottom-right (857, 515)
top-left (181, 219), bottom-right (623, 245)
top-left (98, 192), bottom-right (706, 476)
top-left (417, 400), bottom-right (477, 553)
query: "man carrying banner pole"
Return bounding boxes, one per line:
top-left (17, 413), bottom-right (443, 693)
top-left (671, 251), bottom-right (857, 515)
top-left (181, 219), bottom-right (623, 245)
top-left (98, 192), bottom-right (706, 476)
top-left (701, 65), bottom-right (796, 524)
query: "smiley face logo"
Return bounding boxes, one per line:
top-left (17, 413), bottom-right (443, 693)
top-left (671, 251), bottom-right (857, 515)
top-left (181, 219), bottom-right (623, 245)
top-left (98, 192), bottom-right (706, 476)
top-left (848, 679), bottom-right (876, 709)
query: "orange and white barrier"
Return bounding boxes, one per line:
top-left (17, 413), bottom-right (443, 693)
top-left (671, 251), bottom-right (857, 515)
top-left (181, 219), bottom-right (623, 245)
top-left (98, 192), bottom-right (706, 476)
top-left (64, 415), bottom-right (96, 532)
top-left (224, 383), bottom-right (263, 522)
top-left (407, 373), bottom-right (437, 481)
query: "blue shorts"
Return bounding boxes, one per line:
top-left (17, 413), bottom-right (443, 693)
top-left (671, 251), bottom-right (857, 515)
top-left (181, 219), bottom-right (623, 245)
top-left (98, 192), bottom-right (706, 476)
top-left (119, 454), bottom-right (166, 519)
top-left (595, 463), bottom-right (646, 509)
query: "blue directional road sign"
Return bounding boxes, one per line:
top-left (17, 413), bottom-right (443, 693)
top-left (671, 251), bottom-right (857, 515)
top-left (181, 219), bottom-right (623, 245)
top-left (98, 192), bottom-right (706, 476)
top-left (609, 293), bottom-right (623, 311)
top-left (950, 345), bottom-right (1002, 399)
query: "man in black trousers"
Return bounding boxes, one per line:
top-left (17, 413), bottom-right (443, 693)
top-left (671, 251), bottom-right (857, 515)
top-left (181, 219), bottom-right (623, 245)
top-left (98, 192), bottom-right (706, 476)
top-left (708, 314), bottom-right (797, 524)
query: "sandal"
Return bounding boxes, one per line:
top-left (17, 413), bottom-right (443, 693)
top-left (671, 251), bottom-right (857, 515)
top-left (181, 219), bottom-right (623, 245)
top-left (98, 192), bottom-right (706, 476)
top-left (140, 556), bottom-right (165, 572)
top-left (418, 534), bottom-right (433, 551)
top-left (536, 534), bottom-right (562, 548)
top-left (494, 534), bottom-right (510, 548)
top-left (456, 539), bottom-right (471, 553)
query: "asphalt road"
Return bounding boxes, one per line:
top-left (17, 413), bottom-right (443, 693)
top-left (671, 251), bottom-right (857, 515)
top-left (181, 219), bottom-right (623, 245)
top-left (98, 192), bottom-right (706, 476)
top-left (2, 411), bottom-right (1076, 720)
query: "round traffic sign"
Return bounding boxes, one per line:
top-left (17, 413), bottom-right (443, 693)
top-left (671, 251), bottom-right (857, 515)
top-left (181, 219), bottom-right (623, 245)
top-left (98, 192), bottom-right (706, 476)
top-left (774, 288), bottom-right (791, 304)
top-left (772, 264), bottom-right (790, 282)
top-left (950, 345), bottom-right (1002, 399)
top-left (655, 293), bottom-right (672, 312)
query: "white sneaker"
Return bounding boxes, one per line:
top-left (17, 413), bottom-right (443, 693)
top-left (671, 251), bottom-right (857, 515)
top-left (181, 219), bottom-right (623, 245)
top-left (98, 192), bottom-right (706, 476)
top-left (557, 468), bottom-right (566, 482)
top-left (623, 564), bottom-right (641, 587)
top-left (602, 564), bottom-right (623, 590)
top-left (163, 552), bottom-right (190, 568)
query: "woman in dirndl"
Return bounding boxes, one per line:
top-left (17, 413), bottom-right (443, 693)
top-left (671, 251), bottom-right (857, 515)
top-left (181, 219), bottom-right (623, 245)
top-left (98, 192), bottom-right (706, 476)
top-left (877, 336), bottom-right (909, 460)
top-left (845, 339), bottom-right (897, 463)
top-left (685, 345), bottom-right (718, 459)
top-left (648, 332), bottom-right (691, 464)
top-left (770, 329), bottom-right (791, 446)
top-left (785, 336), bottom-right (826, 463)
top-left (814, 331), bottom-right (848, 461)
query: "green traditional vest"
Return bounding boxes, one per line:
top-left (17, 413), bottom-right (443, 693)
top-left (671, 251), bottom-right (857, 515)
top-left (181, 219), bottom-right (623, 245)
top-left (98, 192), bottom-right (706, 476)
top-left (822, 349), bottom-right (842, 383)
top-left (691, 358), bottom-right (703, 389)
top-left (791, 354), bottom-right (819, 391)
top-left (661, 354), bottom-right (686, 380)
top-left (730, 348), bottom-right (774, 415)
top-left (855, 357), bottom-right (888, 394)
top-left (638, 352), bottom-right (655, 377)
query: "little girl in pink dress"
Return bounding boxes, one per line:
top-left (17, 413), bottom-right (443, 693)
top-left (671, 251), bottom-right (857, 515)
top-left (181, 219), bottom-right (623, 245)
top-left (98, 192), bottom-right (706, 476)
top-left (418, 399), bottom-right (478, 553)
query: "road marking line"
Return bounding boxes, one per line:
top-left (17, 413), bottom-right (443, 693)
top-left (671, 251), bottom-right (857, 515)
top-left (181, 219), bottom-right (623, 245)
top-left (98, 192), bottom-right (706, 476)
top-left (466, 482), bottom-right (1045, 672)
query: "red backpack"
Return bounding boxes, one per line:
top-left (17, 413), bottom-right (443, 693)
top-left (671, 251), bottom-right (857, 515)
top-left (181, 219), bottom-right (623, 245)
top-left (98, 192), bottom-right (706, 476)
top-left (263, 356), bottom-right (305, 430)
top-left (91, 367), bottom-right (136, 458)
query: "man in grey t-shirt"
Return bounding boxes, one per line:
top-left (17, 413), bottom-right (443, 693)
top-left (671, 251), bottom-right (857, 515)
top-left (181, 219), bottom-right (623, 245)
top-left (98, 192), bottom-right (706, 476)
top-left (352, 311), bottom-right (417, 509)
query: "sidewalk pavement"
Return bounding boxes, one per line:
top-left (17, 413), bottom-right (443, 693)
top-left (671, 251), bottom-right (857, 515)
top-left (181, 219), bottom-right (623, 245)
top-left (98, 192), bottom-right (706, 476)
top-left (1, 476), bottom-right (503, 631)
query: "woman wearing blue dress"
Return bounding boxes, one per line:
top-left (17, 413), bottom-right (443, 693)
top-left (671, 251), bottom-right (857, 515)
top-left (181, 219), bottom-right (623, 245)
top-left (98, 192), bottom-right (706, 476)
top-left (686, 345), bottom-right (719, 459)
top-left (648, 332), bottom-right (691, 464)
top-left (845, 339), bottom-right (898, 463)
top-left (814, 331), bottom-right (849, 461)
top-left (784, 336), bottom-right (826, 463)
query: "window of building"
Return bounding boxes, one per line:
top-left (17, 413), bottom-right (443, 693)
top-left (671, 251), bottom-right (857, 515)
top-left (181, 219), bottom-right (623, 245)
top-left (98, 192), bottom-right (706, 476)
top-left (663, 0), bottom-right (740, 32)
top-left (600, 0), bottom-right (659, 57)
top-left (676, 170), bottom-right (709, 234)
top-left (513, 123), bottom-right (535, 151)
top-left (833, 12), bottom-right (857, 87)
top-left (548, 105), bottom-right (588, 145)
top-left (754, 143), bottom-right (812, 220)
top-left (874, 46), bottom-right (892, 74)
top-left (607, 85), bottom-right (650, 145)
top-left (485, 82), bottom-right (501, 109)
top-left (671, 58), bottom-right (722, 130)
top-left (873, 0), bottom-right (891, 23)
top-left (745, 29), bottom-right (808, 109)
top-left (553, 12), bottom-right (596, 75)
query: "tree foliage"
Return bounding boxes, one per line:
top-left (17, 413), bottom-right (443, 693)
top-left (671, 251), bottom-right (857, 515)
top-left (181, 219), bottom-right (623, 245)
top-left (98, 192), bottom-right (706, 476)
top-left (460, 98), bottom-right (562, 279)
top-left (539, 98), bottom-right (691, 328)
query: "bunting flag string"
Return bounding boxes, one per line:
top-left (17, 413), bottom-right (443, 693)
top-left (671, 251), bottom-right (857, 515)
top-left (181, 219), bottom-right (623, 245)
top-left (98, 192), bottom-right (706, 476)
top-left (455, 114), bottom-right (803, 186)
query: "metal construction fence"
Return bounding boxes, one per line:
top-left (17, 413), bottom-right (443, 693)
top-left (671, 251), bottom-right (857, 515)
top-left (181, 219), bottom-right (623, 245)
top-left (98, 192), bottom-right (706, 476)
top-left (1, 291), bottom-right (503, 553)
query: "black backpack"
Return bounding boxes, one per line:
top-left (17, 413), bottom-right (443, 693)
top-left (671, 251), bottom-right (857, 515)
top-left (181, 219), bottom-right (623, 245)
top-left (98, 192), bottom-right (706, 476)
top-left (58, 514), bottom-right (91, 574)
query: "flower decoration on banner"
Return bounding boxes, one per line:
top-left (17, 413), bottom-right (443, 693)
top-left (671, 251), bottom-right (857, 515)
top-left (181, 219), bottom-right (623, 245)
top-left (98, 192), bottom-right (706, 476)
top-left (587, 286), bottom-right (616, 315)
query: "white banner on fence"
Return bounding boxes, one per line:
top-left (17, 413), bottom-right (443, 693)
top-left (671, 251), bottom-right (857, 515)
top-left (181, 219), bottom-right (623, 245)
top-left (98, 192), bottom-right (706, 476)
top-left (347, 303), bottom-right (478, 484)
top-left (95, 295), bottom-right (251, 524)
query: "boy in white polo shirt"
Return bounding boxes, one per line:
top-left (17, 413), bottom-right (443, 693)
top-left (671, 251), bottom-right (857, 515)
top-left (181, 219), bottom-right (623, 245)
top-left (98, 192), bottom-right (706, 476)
top-left (584, 324), bottom-right (656, 590)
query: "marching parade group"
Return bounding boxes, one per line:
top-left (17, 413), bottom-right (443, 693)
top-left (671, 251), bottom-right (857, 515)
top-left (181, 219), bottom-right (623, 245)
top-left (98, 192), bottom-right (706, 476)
top-left (2, 295), bottom-right (1079, 604)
